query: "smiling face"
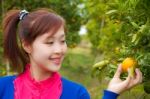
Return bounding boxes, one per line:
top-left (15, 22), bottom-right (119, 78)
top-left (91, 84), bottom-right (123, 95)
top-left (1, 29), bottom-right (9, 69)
top-left (24, 25), bottom-right (67, 73)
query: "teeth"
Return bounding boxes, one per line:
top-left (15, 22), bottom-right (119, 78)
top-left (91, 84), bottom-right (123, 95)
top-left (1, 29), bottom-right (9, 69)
top-left (51, 58), bottom-right (61, 64)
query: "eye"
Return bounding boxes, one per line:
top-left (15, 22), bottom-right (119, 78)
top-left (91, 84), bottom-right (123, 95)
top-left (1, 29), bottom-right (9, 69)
top-left (61, 40), bottom-right (66, 44)
top-left (46, 41), bottom-right (54, 45)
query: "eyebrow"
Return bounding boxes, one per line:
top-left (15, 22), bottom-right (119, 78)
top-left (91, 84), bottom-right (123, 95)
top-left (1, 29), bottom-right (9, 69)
top-left (59, 34), bottom-right (65, 38)
top-left (46, 34), bottom-right (65, 40)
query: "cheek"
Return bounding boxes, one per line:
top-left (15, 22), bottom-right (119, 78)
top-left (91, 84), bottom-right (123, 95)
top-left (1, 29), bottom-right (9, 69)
top-left (63, 44), bottom-right (68, 54)
top-left (32, 45), bottom-right (50, 58)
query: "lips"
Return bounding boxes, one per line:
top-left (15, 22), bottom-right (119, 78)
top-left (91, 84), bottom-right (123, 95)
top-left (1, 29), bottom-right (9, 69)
top-left (50, 57), bottom-right (62, 65)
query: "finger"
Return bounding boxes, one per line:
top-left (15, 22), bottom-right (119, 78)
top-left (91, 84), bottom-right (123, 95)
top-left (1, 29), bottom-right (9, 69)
top-left (122, 73), bottom-right (132, 87)
top-left (134, 68), bottom-right (143, 84)
top-left (113, 64), bottom-right (122, 78)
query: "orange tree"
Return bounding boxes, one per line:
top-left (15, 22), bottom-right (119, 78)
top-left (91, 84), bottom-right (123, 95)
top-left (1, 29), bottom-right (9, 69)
top-left (84, 0), bottom-right (150, 94)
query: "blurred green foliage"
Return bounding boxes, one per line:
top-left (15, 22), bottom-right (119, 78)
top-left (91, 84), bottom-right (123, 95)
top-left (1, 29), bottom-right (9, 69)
top-left (1, 0), bottom-right (150, 98)
top-left (83, 0), bottom-right (150, 96)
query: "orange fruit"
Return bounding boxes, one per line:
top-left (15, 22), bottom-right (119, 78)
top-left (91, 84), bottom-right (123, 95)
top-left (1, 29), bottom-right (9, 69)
top-left (122, 57), bottom-right (136, 72)
top-left (122, 57), bottom-right (137, 77)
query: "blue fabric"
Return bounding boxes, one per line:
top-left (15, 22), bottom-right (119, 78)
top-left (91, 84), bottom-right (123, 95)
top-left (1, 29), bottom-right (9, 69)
top-left (0, 75), bottom-right (90, 99)
top-left (102, 90), bottom-right (119, 99)
top-left (0, 76), bottom-right (118, 99)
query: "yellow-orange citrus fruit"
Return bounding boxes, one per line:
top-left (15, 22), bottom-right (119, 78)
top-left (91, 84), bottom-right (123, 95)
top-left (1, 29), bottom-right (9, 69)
top-left (122, 57), bottom-right (136, 72)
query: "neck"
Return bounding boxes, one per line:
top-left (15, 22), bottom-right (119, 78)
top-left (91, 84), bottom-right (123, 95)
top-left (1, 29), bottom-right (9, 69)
top-left (29, 64), bottom-right (53, 82)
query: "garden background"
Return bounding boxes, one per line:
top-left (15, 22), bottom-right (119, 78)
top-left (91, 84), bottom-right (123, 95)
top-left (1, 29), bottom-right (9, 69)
top-left (0, 0), bottom-right (150, 98)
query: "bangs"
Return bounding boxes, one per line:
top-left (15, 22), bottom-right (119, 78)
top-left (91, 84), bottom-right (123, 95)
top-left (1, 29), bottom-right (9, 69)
top-left (31, 13), bottom-right (65, 39)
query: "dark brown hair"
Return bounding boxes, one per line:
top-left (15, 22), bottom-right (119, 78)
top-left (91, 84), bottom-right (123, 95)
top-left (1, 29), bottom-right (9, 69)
top-left (2, 8), bottom-right (65, 71)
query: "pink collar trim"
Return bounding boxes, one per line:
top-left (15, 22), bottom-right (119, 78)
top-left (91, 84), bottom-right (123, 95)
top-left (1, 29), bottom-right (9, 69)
top-left (14, 64), bottom-right (62, 99)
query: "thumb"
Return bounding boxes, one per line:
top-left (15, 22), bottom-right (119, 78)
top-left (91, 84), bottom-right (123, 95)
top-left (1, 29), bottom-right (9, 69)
top-left (124, 74), bottom-right (131, 84)
top-left (113, 64), bottom-right (122, 78)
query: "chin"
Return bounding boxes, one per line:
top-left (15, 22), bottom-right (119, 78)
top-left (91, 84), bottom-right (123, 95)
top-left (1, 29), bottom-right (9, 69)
top-left (45, 63), bottom-right (61, 72)
top-left (51, 66), bottom-right (61, 72)
top-left (50, 68), bottom-right (60, 73)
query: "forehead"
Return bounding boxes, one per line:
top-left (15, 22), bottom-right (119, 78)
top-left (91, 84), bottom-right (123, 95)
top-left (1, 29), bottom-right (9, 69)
top-left (39, 26), bottom-right (65, 40)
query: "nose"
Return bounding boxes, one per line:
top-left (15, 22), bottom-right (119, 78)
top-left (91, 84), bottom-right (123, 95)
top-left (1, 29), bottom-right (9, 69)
top-left (53, 43), bottom-right (63, 54)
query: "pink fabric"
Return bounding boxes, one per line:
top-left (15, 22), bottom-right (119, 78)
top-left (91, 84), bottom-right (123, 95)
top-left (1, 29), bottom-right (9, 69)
top-left (14, 64), bottom-right (62, 99)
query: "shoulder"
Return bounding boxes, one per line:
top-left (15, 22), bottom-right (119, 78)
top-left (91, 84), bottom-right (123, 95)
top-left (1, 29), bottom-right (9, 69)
top-left (0, 75), bottom-right (16, 84)
top-left (62, 77), bottom-right (86, 90)
top-left (0, 75), bottom-right (16, 97)
top-left (0, 75), bottom-right (16, 91)
top-left (61, 77), bottom-right (90, 99)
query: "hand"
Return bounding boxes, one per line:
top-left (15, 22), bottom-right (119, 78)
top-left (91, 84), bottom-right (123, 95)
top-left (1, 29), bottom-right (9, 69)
top-left (107, 64), bottom-right (143, 94)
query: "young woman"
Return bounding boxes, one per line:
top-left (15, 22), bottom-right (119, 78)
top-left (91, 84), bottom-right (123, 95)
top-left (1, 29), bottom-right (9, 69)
top-left (0, 9), bottom-right (142, 99)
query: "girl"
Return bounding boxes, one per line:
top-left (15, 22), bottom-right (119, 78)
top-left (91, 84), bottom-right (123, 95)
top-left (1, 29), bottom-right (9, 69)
top-left (0, 8), bottom-right (142, 99)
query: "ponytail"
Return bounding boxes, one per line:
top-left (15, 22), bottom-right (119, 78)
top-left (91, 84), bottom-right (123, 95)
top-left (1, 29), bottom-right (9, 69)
top-left (2, 8), bottom-right (65, 72)
top-left (3, 10), bottom-right (28, 71)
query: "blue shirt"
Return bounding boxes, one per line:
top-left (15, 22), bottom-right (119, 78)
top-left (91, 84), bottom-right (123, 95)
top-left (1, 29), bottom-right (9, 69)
top-left (0, 75), bottom-right (118, 99)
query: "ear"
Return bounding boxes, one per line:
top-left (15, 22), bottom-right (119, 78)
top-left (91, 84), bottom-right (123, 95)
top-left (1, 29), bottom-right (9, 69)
top-left (22, 40), bottom-right (32, 54)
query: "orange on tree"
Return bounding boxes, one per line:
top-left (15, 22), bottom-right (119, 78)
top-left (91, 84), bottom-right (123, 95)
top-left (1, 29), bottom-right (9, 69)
top-left (121, 57), bottom-right (137, 77)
